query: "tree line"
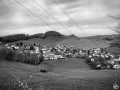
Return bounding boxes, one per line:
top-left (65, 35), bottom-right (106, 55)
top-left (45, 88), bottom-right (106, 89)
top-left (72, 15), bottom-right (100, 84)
top-left (0, 31), bottom-right (63, 43)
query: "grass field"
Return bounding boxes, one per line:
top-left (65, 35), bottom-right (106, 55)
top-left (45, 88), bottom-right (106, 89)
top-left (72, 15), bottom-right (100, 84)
top-left (57, 38), bottom-right (109, 49)
top-left (0, 37), bottom-right (120, 90)
top-left (10, 37), bottom-right (64, 47)
top-left (0, 58), bottom-right (120, 90)
top-left (10, 37), bottom-right (110, 49)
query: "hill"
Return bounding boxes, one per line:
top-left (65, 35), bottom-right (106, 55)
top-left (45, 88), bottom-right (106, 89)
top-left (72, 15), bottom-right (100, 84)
top-left (2, 31), bottom-right (120, 54)
top-left (0, 31), bottom-right (65, 43)
top-left (10, 35), bottom-right (110, 49)
top-left (11, 37), bottom-right (65, 47)
top-left (7, 32), bottom-right (80, 47)
top-left (0, 33), bottom-right (120, 90)
top-left (56, 38), bottom-right (109, 49)
top-left (83, 34), bottom-right (119, 40)
top-left (65, 34), bottom-right (79, 39)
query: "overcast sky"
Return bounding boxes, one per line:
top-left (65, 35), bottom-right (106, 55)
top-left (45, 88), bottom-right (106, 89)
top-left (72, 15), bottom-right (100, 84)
top-left (0, 0), bottom-right (120, 37)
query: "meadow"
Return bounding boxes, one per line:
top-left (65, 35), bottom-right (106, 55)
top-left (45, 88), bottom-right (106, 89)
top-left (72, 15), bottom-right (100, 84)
top-left (0, 35), bottom-right (120, 90)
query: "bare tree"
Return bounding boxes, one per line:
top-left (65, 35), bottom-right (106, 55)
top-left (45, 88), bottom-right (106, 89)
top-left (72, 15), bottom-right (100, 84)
top-left (109, 15), bottom-right (120, 33)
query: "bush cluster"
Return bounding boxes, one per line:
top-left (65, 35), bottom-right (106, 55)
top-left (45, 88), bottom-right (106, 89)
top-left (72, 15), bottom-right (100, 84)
top-left (0, 34), bottom-right (31, 42)
top-left (0, 47), bottom-right (44, 65)
top-left (45, 31), bottom-right (62, 37)
top-left (110, 42), bottom-right (120, 47)
top-left (0, 47), bottom-right (15, 61)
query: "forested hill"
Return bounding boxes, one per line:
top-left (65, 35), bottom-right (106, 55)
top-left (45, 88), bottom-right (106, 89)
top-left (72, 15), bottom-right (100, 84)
top-left (0, 30), bottom-right (119, 43)
top-left (0, 31), bottom-right (65, 43)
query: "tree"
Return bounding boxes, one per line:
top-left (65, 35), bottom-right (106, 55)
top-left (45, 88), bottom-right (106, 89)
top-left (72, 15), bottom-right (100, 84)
top-left (115, 23), bottom-right (120, 33)
top-left (0, 34), bottom-right (31, 42)
top-left (20, 42), bottom-right (23, 46)
top-left (33, 43), bottom-right (36, 46)
top-left (45, 31), bottom-right (62, 37)
top-left (16, 42), bottom-right (19, 46)
top-left (39, 33), bottom-right (47, 39)
top-left (110, 15), bottom-right (120, 33)
top-left (0, 37), bottom-right (2, 41)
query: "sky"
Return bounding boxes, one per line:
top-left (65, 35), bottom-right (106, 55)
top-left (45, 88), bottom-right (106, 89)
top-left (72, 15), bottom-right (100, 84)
top-left (0, 0), bottom-right (120, 37)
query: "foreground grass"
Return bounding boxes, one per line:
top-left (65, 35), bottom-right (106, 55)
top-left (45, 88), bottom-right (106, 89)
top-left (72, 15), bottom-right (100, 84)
top-left (0, 74), bottom-right (117, 90)
top-left (0, 60), bottom-right (120, 90)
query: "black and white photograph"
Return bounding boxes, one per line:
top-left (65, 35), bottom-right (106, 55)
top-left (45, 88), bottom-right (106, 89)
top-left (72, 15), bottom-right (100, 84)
top-left (0, 0), bottom-right (120, 90)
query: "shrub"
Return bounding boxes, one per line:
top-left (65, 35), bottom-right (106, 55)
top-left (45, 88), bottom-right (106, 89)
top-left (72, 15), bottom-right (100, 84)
top-left (0, 46), bottom-right (44, 65)
top-left (110, 42), bottom-right (120, 47)
top-left (6, 48), bottom-right (15, 61)
top-left (15, 51), bottom-right (44, 65)
top-left (39, 54), bottom-right (44, 63)
top-left (85, 57), bottom-right (91, 64)
top-left (0, 47), bottom-right (8, 60)
top-left (24, 52), bottom-right (31, 64)
top-left (27, 53), bottom-right (44, 65)
top-left (0, 47), bottom-right (15, 60)
top-left (29, 54), bottom-right (39, 65)
top-left (14, 51), bottom-right (25, 62)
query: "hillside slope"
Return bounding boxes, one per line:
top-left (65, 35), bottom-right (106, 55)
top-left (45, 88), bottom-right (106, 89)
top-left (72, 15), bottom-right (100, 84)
top-left (11, 37), bottom-right (65, 47)
top-left (0, 60), bottom-right (119, 90)
top-left (56, 38), bottom-right (109, 49)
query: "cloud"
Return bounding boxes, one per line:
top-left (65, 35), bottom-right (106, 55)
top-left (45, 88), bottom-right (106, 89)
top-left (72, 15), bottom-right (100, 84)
top-left (0, 0), bottom-right (120, 36)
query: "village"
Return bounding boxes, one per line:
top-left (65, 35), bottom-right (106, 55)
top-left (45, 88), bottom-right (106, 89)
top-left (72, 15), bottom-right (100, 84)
top-left (5, 42), bottom-right (120, 70)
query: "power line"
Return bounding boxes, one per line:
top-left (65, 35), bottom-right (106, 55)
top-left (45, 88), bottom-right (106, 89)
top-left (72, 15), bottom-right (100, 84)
top-left (14, 0), bottom-right (100, 48)
top-left (52, 0), bottom-right (100, 48)
top-left (33, 0), bottom-right (77, 46)
top-left (14, 0), bottom-right (55, 31)
top-left (33, 0), bottom-right (74, 35)
top-left (52, 0), bottom-right (87, 36)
